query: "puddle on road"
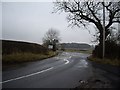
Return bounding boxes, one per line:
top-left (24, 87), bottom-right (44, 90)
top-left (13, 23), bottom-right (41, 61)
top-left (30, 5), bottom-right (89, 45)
top-left (77, 59), bottom-right (88, 68)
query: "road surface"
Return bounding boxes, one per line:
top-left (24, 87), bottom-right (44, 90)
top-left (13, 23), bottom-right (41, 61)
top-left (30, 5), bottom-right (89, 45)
top-left (2, 52), bottom-right (93, 88)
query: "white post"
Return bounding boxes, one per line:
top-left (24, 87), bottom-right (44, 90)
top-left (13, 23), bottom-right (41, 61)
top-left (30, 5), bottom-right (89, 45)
top-left (103, 0), bottom-right (105, 59)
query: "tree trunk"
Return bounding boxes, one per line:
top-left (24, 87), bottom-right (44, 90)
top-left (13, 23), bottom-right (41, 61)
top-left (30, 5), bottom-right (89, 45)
top-left (53, 44), bottom-right (56, 51)
top-left (95, 28), bottom-right (110, 58)
top-left (99, 29), bottom-right (110, 45)
top-left (95, 22), bottom-right (110, 45)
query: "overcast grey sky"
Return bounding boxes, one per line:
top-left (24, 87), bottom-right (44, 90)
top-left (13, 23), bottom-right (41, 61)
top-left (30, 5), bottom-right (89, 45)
top-left (2, 2), bottom-right (96, 45)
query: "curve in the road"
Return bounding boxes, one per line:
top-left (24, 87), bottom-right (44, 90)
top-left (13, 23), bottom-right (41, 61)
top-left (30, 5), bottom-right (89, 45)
top-left (2, 52), bottom-right (93, 88)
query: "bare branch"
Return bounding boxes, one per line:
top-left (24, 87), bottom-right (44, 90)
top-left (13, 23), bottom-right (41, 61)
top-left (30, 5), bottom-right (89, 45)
top-left (86, 2), bottom-right (101, 23)
top-left (53, 1), bottom-right (120, 44)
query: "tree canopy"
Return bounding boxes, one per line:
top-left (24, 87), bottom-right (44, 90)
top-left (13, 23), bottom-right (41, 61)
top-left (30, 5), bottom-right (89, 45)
top-left (53, 0), bottom-right (120, 44)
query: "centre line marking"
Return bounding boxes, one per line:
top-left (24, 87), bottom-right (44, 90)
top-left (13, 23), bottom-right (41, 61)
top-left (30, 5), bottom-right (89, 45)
top-left (1, 67), bottom-right (54, 84)
top-left (64, 59), bottom-right (70, 64)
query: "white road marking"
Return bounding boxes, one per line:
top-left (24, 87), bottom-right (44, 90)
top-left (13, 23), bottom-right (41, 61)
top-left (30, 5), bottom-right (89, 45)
top-left (1, 67), bottom-right (53, 84)
top-left (69, 56), bottom-right (72, 59)
top-left (64, 59), bottom-right (70, 64)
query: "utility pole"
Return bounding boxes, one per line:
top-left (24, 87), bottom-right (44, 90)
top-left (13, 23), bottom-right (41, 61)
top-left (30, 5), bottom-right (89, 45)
top-left (102, 0), bottom-right (105, 59)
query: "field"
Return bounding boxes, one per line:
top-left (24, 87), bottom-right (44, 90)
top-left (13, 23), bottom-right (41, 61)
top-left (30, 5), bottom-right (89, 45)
top-left (64, 49), bottom-right (92, 54)
top-left (2, 40), bottom-right (57, 64)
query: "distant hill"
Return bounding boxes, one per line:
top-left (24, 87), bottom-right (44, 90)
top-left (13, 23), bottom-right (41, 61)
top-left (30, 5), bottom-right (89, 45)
top-left (2, 40), bottom-right (48, 55)
top-left (60, 43), bottom-right (91, 50)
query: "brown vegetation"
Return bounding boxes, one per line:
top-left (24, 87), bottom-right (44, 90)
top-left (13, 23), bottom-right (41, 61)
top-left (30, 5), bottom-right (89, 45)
top-left (2, 40), bottom-right (57, 64)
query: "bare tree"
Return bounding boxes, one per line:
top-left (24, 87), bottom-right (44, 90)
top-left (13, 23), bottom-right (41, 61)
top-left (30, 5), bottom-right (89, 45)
top-left (42, 28), bottom-right (60, 51)
top-left (53, 0), bottom-right (120, 45)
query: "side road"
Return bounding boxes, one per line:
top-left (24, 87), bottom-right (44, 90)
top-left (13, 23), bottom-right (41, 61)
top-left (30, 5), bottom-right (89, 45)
top-left (76, 60), bottom-right (120, 88)
top-left (90, 60), bottom-right (120, 76)
top-left (89, 61), bottom-right (120, 88)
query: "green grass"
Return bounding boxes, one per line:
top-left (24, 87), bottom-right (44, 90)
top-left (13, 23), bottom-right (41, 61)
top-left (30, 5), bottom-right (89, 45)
top-left (88, 56), bottom-right (120, 66)
top-left (65, 49), bottom-right (92, 54)
top-left (2, 51), bottom-right (57, 64)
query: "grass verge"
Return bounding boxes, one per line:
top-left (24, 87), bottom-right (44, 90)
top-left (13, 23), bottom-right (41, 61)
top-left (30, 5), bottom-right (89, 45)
top-left (2, 51), bottom-right (57, 64)
top-left (88, 55), bottom-right (120, 66)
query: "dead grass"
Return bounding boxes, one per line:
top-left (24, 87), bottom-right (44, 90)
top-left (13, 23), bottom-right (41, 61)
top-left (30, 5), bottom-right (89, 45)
top-left (2, 51), bottom-right (57, 64)
top-left (88, 56), bottom-right (120, 66)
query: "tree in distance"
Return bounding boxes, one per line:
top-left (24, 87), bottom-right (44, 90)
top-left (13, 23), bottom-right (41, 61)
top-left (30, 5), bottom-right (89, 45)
top-left (42, 28), bottom-right (60, 51)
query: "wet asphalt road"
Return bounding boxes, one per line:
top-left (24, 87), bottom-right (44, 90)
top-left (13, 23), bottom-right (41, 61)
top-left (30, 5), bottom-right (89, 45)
top-left (2, 52), bottom-right (93, 88)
